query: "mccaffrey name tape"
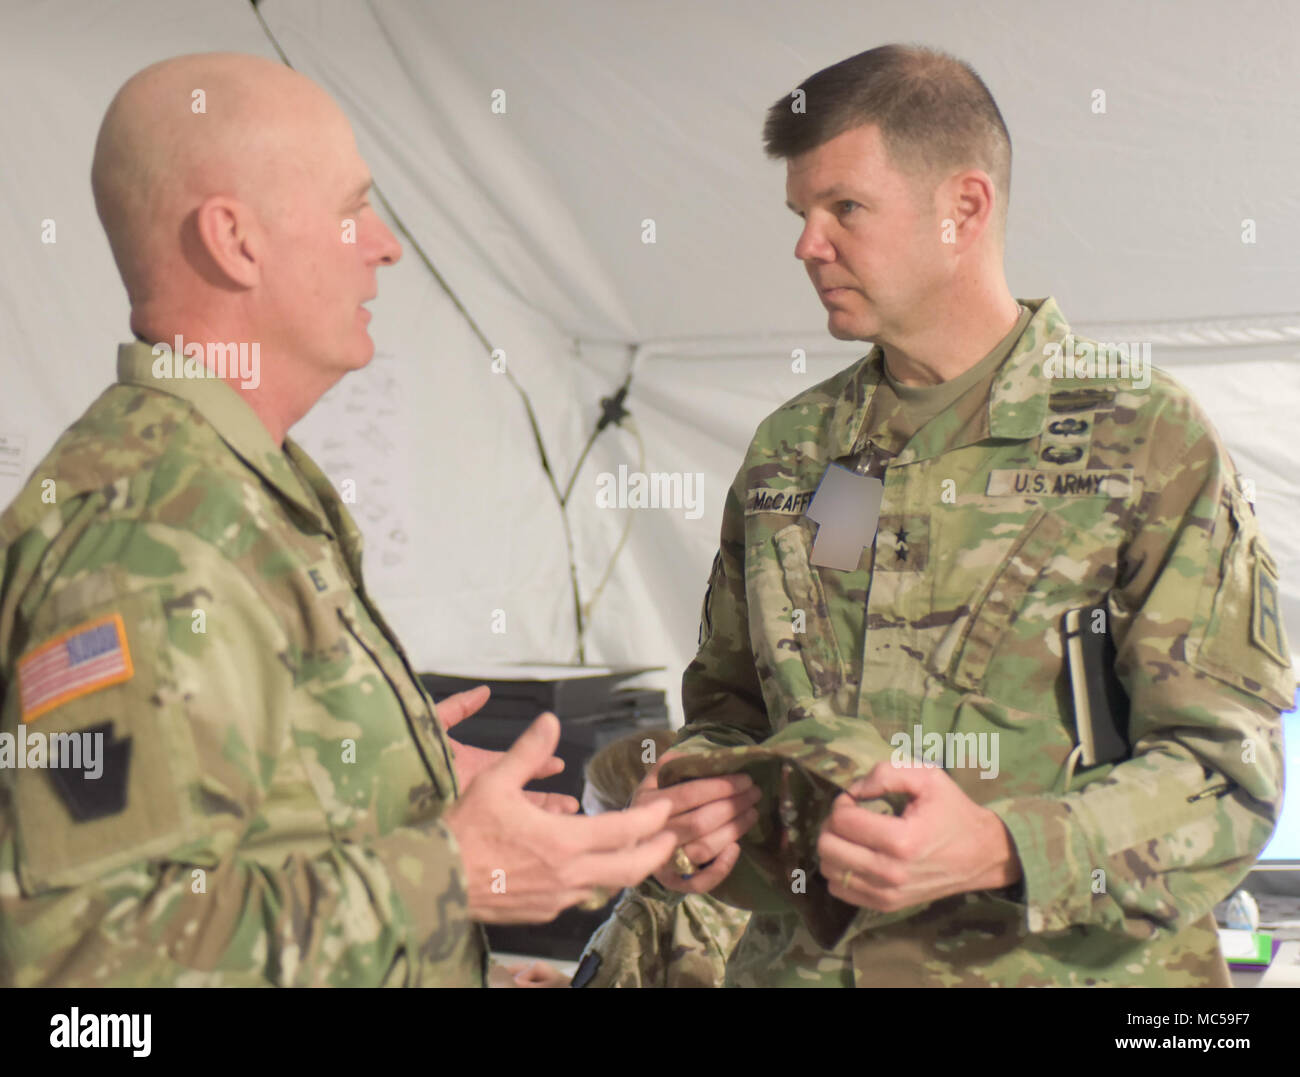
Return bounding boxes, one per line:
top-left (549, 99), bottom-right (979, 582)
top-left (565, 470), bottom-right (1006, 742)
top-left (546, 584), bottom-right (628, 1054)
top-left (746, 488), bottom-right (816, 515)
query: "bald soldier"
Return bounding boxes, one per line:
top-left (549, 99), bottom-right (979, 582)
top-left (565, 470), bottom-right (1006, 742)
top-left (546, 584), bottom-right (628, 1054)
top-left (0, 52), bottom-right (721, 987)
top-left (638, 45), bottom-right (1295, 986)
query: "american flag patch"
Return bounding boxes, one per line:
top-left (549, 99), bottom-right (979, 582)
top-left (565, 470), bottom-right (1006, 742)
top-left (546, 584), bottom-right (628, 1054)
top-left (18, 613), bottom-right (134, 723)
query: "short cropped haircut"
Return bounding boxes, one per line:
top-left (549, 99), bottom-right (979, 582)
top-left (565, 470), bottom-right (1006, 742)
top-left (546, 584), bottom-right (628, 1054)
top-left (764, 44), bottom-right (1012, 238)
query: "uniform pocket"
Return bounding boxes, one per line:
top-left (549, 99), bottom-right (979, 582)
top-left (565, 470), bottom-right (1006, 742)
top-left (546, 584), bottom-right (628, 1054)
top-left (929, 508), bottom-right (1070, 692)
top-left (748, 523), bottom-right (848, 700)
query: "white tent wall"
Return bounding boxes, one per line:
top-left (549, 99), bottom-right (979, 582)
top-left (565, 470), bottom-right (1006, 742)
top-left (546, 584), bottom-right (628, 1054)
top-left (0, 2), bottom-right (283, 500)
top-left (2, 0), bottom-right (1297, 731)
top-left (287, 287), bottom-right (588, 672)
top-left (301, 0), bottom-right (1300, 327)
top-left (577, 344), bottom-right (866, 718)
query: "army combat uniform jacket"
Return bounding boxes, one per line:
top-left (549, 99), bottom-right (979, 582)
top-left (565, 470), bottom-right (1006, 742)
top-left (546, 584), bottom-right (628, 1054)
top-left (0, 343), bottom-right (486, 986)
top-left (572, 879), bottom-right (749, 988)
top-left (679, 297), bottom-right (1294, 987)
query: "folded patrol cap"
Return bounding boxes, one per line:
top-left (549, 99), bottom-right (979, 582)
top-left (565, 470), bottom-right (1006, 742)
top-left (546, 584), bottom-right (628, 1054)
top-left (583, 727), bottom-right (678, 816)
top-left (658, 714), bottom-right (912, 949)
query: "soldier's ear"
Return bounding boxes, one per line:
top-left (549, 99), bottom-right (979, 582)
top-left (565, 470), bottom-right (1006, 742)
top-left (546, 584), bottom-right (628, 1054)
top-left (190, 195), bottom-right (262, 289)
top-left (932, 168), bottom-right (996, 255)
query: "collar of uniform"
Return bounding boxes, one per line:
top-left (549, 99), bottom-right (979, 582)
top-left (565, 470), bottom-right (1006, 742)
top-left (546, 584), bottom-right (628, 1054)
top-left (826, 349), bottom-right (887, 459)
top-left (282, 438), bottom-right (365, 580)
top-left (984, 295), bottom-right (1069, 440)
top-left (875, 296), bottom-right (1069, 466)
top-left (116, 341), bottom-right (332, 535)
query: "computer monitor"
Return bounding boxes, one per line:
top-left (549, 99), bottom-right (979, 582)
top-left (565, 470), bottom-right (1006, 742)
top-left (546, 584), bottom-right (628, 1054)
top-left (1255, 701), bottom-right (1299, 868)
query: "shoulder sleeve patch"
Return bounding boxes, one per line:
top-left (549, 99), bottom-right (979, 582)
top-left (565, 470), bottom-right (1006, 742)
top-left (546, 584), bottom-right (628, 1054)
top-left (7, 589), bottom-right (195, 893)
top-left (17, 614), bottom-right (134, 723)
top-left (1192, 491), bottom-right (1297, 710)
top-left (46, 720), bottom-right (133, 821)
top-left (1250, 542), bottom-right (1289, 666)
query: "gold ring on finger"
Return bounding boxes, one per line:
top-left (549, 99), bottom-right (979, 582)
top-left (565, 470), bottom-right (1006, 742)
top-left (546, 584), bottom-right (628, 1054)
top-left (672, 848), bottom-right (696, 876)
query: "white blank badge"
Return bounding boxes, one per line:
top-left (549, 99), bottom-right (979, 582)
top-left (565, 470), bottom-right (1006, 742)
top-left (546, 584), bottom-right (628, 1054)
top-left (805, 462), bottom-right (884, 571)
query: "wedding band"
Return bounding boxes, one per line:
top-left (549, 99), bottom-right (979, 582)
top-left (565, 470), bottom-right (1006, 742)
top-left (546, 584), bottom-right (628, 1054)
top-left (579, 887), bottom-right (611, 911)
top-left (672, 848), bottom-right (697, 876)
top-left (842, 868), bottom-right (854, 890)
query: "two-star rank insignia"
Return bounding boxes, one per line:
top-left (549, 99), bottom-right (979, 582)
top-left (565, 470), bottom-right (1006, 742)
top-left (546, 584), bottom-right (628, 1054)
top-left (894, 527), bottom-right (909, 563)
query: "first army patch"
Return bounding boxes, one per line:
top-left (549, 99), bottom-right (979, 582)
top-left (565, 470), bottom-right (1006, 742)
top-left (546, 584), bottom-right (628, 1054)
top-left (12, 614), bottom-right (135, 821)
top-left (1250, 544), bottom-right (1289, 666)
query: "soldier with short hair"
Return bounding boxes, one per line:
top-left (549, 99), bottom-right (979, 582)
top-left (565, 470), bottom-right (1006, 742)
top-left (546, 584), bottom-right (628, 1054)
top-left (639, 44), bottom-right (1295, 986)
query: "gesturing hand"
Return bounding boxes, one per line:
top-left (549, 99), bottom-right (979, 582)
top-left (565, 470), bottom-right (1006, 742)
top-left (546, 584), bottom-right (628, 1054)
top-left (437, 686), bottom-right (575, 813)
top-left (445, 712), bottom-right (677, 924)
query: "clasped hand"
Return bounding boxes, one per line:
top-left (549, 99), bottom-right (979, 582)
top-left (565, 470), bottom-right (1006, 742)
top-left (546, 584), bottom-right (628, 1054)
top-left (817, 762), bottom-right (1022, 911)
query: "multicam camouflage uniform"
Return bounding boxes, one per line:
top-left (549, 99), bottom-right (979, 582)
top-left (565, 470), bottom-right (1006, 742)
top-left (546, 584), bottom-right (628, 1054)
top-left (573, 876), bottom-right (750, 989)
top-left (571, 729), bottom-right (750, 987)
top-left (0, 342), bottom-right (487, 987)
top-left (676, 296), bottom-right (1295, 986)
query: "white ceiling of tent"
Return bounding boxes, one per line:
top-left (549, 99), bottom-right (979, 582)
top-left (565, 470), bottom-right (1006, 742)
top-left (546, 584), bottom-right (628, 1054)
top-left (261, 0), bottom-right (1300, 343)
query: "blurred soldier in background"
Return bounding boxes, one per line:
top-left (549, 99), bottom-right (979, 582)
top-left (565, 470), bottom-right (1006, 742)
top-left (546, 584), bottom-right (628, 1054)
top-left (571, 729), bottom-right (750, 988)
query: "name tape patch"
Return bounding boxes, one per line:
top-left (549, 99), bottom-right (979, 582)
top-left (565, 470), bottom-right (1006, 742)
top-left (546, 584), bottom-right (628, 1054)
top-left (986, 469), bottom-right (1133, 499)
top-left (745, 488), bottom-right (816, 516)
top-left (17, 613), bottom-right (134, 723)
